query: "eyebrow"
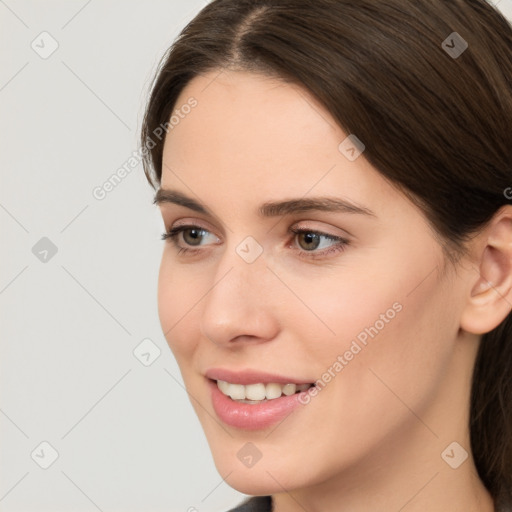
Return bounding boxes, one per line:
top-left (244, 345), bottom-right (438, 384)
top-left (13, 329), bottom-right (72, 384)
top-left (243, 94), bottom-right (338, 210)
top-left (153, 189), bottom-right (376, 218)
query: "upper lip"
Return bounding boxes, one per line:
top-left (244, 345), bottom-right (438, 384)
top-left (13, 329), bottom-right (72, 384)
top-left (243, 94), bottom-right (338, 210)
top-left (205, 368), bottom-right (314, 385)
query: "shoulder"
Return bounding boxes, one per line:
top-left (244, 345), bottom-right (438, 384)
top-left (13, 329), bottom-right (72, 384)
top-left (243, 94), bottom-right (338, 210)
top-left (226, 495), bottom-right (272, 512)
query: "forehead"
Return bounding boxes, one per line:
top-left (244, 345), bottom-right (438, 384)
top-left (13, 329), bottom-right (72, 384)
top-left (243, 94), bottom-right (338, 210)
top-left (165, 69), bottom-right (339, 157)
top-left (159, 69), bottom-right (408, 224)
top-left (177, 69), bottom-right (327, 117)
top-left (162, 70), bottom-right (345, 182)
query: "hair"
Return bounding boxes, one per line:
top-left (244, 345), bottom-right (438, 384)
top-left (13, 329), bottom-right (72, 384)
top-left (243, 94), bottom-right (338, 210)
top-left (140, 0), bottom-right (512, 507)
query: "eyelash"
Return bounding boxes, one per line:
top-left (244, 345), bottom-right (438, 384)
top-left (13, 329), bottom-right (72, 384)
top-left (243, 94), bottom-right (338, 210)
top-left (161, 225), bottom-right (350, 260)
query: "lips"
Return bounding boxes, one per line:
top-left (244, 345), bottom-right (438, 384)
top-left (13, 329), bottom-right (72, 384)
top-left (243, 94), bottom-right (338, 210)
top-left (205, 368), bottom-right (316, 430)
top-left (209, 379), bottom-right (309, 429)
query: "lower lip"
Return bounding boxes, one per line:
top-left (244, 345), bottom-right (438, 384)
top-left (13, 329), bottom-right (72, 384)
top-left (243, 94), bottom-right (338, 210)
top-left (209, 379), bottom-right (310, 430)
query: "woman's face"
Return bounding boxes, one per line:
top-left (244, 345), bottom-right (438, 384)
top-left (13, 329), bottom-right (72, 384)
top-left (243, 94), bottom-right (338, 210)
top-left (156, 69), bottom-right (472, 495)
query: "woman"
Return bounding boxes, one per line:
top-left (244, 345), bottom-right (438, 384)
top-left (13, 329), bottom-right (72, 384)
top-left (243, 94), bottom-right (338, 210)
top-left (140, 1), bottom-right (512, 510)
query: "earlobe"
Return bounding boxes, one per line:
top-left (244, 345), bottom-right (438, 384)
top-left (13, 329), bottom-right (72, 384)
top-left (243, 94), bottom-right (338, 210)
top-left (460, 206), bottom-right (512, 335)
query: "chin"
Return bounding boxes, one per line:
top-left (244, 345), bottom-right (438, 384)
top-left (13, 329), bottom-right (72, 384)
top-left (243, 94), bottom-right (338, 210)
top-left (220, 465), bottom-right (288, 496)
top-left (208, 443), bottom-right (315, 496)
top-left (227, 478), bottom-right (275, 496)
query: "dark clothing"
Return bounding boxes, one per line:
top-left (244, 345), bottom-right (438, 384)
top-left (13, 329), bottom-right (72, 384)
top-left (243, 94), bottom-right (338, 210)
top-left (227, 496), bottom-right (272, 512)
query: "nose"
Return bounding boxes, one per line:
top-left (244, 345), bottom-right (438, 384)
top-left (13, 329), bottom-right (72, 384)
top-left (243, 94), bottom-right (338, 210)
top-left (199, 245), bottom-right (280, 347)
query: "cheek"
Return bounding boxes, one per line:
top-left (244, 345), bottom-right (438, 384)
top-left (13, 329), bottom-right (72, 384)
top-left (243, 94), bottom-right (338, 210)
top-left (313, 263), bottom-right (457, 434)
top-left (294, 247), bottom-right (455, 418)
top-left (314, 243), bottom-right (445, 360)
top-left (279, 261), bottom-right (407, 355)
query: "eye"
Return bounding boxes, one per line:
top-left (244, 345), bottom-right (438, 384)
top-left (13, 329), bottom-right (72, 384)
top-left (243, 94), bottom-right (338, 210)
top-left (161, 224), bottom-right (350, 259)
top-left (289, 227), bottom-right (349, 259)
top-left (161, 225), bottom-right (220, 254)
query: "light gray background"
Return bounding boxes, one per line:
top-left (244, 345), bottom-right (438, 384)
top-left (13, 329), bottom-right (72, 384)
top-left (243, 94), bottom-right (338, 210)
top-left (1, 1), bottom-right (511, 511)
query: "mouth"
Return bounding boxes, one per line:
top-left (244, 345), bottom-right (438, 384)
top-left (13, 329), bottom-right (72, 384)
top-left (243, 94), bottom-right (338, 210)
top-left (205, 369), bottom-right (318, 429)
top-left (213, 379), bottom-right (316, 404)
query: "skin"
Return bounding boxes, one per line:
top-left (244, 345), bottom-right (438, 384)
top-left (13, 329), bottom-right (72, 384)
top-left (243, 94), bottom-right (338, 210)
top-left (156, 69), bottom-right (512, 512)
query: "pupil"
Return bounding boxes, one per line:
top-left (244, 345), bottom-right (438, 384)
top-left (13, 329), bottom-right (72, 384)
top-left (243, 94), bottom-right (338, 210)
top-left (301, 232), bottom-right (319, 250)
top-left (185, 228), bottom-right (202, 246)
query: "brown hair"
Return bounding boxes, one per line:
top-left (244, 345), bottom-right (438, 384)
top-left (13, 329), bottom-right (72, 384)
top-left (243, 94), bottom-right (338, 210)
top-left (140, 0), bottom-right (512, 506)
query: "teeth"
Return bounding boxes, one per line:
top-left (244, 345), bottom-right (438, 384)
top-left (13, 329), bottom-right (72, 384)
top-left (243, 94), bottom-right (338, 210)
top-left (282, 383), bottom-right (296, 396)
top-left (245, 383), bottom-right (266, 400)
top-left (265, 383), bottom-right (283, 399)
top-left (216, 380), bottom-right (313, 402)
top-left (217, 379), bottom-right (230, 395)
top-left (227, 384), bottom-right (245, 400)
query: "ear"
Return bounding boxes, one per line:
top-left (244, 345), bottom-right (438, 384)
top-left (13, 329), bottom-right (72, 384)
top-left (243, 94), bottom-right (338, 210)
top-left (460, 205), bottom-right (512, 335)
